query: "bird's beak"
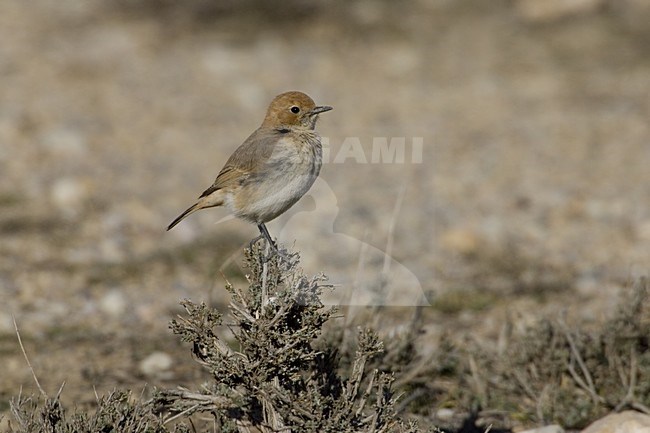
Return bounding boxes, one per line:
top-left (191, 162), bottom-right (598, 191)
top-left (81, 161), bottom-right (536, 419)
top-left (309, 105), bottom-right (333, 115)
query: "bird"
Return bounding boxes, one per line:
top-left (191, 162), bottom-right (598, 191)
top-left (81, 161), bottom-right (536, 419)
top-left (167, 91), bottom-right (332, 254)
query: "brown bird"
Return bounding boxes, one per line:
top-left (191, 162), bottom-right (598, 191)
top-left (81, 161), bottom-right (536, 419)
top-left (167, 91), bottom-right (332, 252)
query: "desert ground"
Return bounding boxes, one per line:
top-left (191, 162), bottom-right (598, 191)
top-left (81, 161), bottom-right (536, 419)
top-left (0, 0), bottom-right (649, 430)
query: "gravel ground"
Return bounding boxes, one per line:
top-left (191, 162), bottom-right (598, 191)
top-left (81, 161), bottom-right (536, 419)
top-left (1, 0), bottom-right (649, 426)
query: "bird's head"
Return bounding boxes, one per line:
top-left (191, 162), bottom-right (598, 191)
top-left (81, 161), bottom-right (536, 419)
top-left (262, 91), bottom-right (332, 130)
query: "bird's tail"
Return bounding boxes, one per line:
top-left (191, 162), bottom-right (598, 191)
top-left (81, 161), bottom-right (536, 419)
top-left (167, 202), bottom-right (200, 231)
top-left (167, 192), bottom-right (225, 231)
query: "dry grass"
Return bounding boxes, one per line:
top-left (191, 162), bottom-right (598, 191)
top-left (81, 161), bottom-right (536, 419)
top-left (6, 242), bottom-right (434, 432)
top-left (399, 278), bottom-right (650, 431)
top-left (5, 239), bottom-right (650, 432)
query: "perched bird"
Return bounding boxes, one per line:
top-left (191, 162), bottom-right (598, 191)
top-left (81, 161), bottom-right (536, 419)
top-left (167, 91), bottom-right (332, 252)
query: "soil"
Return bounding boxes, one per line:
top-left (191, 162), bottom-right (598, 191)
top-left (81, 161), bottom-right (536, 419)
top-left (1, 0), bottom-right (649, 428)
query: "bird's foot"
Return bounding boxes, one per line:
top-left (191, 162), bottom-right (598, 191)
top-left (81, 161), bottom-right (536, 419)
top-left (263, 239), bottom-right (297, 263)
top-left (253, 223), bottom-right (297, 263)
top-left (248, 234), bottom-right (264, 251)
top-left (248, 236), bottom-right (296, 264)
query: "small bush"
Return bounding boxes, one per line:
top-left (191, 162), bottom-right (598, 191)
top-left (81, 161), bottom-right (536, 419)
top-left (8, 390), bottom-right (180, 433)
top-left (8, 241), bottom-right (431, 433)
top-left (491, 277), bottom-right (650, 428)
top-left (404, 277), bottom-right (650, 430)
top-left (13, 238), bottom-right (645, 431)
top-left (155, 241), bottom-right (421, 432)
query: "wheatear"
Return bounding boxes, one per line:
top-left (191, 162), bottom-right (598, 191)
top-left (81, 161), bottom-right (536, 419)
top-left (167, 91), bottom-right (332, 252)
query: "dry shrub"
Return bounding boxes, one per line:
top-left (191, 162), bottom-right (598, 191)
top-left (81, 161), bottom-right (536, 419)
top-left (7, 241), bottom-right (432, 432)
top-left (491, 277), bottom-right (650, 428)
top-left (403, 277), bottom-right (650, 430)
top-left (8, 390), bottom-right (179, 433)
top-left (15, 239), bottom-right (645, 431)
top-left (154, 241), bottom-right (428, 432)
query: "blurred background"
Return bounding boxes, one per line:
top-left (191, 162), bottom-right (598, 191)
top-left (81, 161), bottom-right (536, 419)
top-left (0, 0), bottom-right (649, 418)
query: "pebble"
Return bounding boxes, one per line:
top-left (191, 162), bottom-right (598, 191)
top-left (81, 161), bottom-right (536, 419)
top-left (50, 177), bottom-right (87, 214)
top-left (637, 220), bottom-right (650, 241)
top-left (99, 289), bottom-right (127, 318)
top-left (139, 351), bottom-right (173, 378)
top-left (581, 411), bottom-right (650, 433)
top-left (440, 227), bottom-right (482, 255)
top-left (435, 408), bottom-right (455, 421)
top-left (518, 425), bottom-right (564, 433)
top-left (0, 311), bottom-right (14, 333)
top-left (41, 128), bottom-right (87, 155)
top-left (515, 0), bottom-right (604, 22)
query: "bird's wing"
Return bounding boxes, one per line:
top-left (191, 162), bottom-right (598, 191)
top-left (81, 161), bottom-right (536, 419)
top-left (198, 128), bottom-right (281, 198)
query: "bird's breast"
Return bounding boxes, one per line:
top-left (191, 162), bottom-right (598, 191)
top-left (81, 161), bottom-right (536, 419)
top-left (268, 132), bottom-right (322, 177)
top-left (229, 132), bottom-right (323, 223)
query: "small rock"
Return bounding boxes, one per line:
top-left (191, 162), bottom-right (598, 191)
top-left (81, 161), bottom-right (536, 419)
top-left (575, 274), bottom-right (599, 297)
top-left (516, 0), bottom-right (604, 22)
top-left (0, 311), bottom-right (13, 333)
top-left (139, 351), bottom-right (173, 378)
top-left (0, 417), bottom-right (10, 432)
top-left (381, 43), bottom-right (420, 76)
top-left (519, 425), bottom-right (564, 433)
top-left (50, 177), bottom-right (87, 214)
top-left (440, 227), bottom-right (482, 255)
top-left (351, 0), bottom-right (383, 26)
top-left (581, 411), bottom-right (650, 433)
top-left (637, 220), bottom-right (650, 241)
top-left (435, 408), bottom-right (455, 421)
top-left (41, 127), bottom-right (87, 155)
top-left (100, 238), bottom-right (125, 263)
top-left (99, 289), bottom-right (127, 318)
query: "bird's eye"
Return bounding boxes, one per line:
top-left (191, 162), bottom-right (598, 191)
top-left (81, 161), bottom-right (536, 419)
top-left (290, 106), bottom-right (300, 114)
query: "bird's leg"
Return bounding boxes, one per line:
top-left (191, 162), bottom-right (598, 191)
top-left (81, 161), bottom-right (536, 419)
top-left (257, 223), bottom-right (277, 251)
top-left (257, 223), bottom-right (294, 261)
top-left (255, 223), bottom-right (296, 263)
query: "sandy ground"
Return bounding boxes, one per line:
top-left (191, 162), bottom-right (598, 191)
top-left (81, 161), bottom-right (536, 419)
top-left (1, 0), bottom-right (649, 426)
